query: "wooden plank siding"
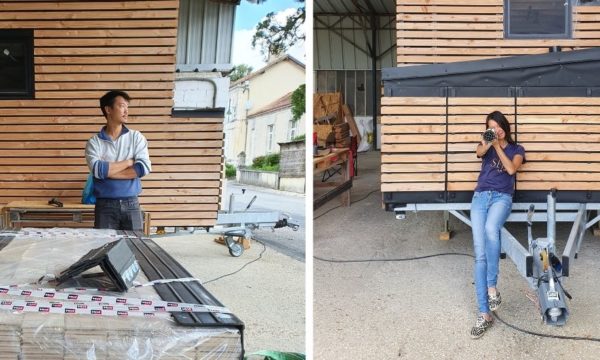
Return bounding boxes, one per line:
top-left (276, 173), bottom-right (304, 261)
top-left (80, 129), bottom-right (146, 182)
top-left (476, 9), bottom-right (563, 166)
top-left (0, 1), bottom-right (224, 227)
top-left (396, 0), bottom-right (600, 65)
top-left (381, 97), bottom-right (600, 194)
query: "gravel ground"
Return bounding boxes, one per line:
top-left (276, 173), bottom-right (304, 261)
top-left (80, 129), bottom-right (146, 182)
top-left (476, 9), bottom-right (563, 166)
top-left (314, 151), bottom-right (600, 359)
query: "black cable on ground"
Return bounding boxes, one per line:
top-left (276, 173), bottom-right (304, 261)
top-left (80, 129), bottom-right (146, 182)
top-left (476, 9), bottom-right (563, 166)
top-left (493, 312), bottom-right (600, 342)
top-left (315, 252), bottom-right (600, 343)
top-left (313, 188), bottom-right (379, 220)
top-left (203, 239), bottom-right (267, 284)
top-left (314, 252), bottom-right (473, 263)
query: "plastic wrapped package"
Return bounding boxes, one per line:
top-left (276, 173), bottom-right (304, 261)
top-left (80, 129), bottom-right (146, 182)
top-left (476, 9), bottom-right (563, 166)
top-left (0, 228), bottom-right (243, 360)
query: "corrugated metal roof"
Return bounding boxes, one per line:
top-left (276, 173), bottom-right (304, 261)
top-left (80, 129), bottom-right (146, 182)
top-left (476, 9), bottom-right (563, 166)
top-left (314, 0), bottom-right (395, 16)
top-left (177, 0), bottom-right (236, 68)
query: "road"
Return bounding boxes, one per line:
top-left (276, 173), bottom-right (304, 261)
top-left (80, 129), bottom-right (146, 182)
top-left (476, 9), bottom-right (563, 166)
top-left (223, 180), bottom-right (306, 261)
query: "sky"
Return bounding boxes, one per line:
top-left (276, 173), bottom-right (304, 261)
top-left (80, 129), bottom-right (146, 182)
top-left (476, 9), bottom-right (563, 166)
top-left (231, 0), bottom-right (305, 71)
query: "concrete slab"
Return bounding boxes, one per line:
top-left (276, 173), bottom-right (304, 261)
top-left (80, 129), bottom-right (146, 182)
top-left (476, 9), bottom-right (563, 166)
top-left (314, 151), bottom-right (600, 359)
top-left (154, 233), bottom-right (305, 354)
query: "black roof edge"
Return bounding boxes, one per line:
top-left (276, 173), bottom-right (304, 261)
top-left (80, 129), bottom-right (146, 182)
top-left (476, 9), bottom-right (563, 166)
top-left (383, 47), bottom-right (600, 81)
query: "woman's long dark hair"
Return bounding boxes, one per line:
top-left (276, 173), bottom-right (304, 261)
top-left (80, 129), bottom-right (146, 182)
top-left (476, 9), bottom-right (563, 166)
top-left (486, 111), bottom-right (515, 144)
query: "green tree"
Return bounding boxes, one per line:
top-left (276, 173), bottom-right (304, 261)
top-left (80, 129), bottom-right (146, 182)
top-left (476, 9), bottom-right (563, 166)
top-left (230, 64), bottom-right (253, 82)
top-left (291, 84), bottom-right (305, 122)
top-left (250, 2), bottom-right (305, 59)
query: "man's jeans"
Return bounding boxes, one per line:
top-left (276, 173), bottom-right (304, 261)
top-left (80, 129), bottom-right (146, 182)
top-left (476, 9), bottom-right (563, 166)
top-left (94, 197), bottom-right (143, 231)
top-left (470, 191), bottom-right (512, 314)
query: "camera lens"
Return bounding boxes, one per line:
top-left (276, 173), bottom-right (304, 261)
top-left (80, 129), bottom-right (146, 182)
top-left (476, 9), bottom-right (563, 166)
top-left (483, 129), bottom-right (496, 142)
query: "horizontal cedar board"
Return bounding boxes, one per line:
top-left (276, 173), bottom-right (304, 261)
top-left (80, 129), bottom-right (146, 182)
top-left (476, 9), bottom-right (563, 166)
top-left (517, 115), bottom-right (600, 124)
top-left (0, 196), bottom-right (220, 205)
top-left (382, 134), bottom-right (446, 142)
top-left (382, 154), bottom-right (446, 162)
top-left (381, 183), bottom-right (444, 192)
top-left (515, 107), bottom-right (600, 115)
top-left (447, 115), bottom-right (515, 123)
top-left (448, 124), bottom-right (515, 132)
top-left (36, 55), bottom-right (175, 64)
top-left (0, 179), bottom-right (221, 189)
top-left (448, 98), bottom-right (514, 106)
top-left (381, 173), bottom-right (445, 182)
top-left (398, 22), bottom-right (502, 30)
top-left (0, 188), bottom-right (219, 197)
top-left (0, 148), bottom-right (223, 156)
top-left (0, 124), bottom-right (222, 132)
top-left (0, 1), bottom-right (179, 11)
top-left (396, 39), bottom-right (600, 48)
top-left (0, 10), bottom-right (178, 20)
top-left (517, 182), bottom-right (600, 191)
top-left (398, 14), bottom-right (502, 22)
top-left (35, 48), bottom-right (175, 56)
top-left (518, 98), bottom-right (600, 105)
top-left (0, 131), bottom-right (222, 141)
top-left (0, 164), bottom-right (223, 173)
top-left (36, 73), bottom-right (175, 81)
top-left (447, 182), bottom-right (477, 191)
top-left (397, 55), bottom-right (505, 63)
top-left (382, 116), bottom-right (446, 124)
top-left (397, 47), bottom-right (548, 55)
top-left (448, 153), bottom-right (600, 162)
top-left (381, 163), bottom-right (446, 172)
top-left (35, 91), bottom-right (174, 99)
top-left (0, 173), bottom-right (221, 181)
top-left (381, 106), bottom-right (446, 115)
top-left (384, 124), bottom-right (447, 133)
top-left (0, 19), bottom-right (178, 29)
top-left (0, 108), bottom-right (172, 116)
top-left (35, 64), bottom-right (176, 73)
top-left (381, 97), bottom-right (446, 106)
top-left (518, 133), bottom-right (600, 142)
top-left (397, 5), bottom-right (503, 14)
top-left (398, 30), bottom-right (503, 39)
top-left (36, 82), bottom-right (174, 90)
top-left (0, 99), bottom-right (173, 107)
top-left (35, 38), bottom-right (176, 47)
top-left (382, 144), bottom-right (446, 152)
top-left (0, 157), bottom-right (221, 165)
top-left (35, 28), bottom-right (178, 37)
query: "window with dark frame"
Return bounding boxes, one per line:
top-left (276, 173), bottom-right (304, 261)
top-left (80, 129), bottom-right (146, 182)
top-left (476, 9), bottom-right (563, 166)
top-left (0, 29), bottom-right (34, 99)
top-left (504, 0), bottom-right (571, 39)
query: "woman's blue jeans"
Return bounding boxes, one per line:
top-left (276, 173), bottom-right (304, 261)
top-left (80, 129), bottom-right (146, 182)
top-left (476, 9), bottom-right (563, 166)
top-left (470, 191), bottom-right (512, 314)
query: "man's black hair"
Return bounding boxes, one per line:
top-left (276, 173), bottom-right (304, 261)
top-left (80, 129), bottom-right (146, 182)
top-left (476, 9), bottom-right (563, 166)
top-left (100, 90), bottom-right (131, 118)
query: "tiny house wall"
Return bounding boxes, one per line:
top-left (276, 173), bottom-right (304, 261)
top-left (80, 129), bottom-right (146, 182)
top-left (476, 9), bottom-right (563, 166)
top-left (0, 1), bottom-right (224, 227)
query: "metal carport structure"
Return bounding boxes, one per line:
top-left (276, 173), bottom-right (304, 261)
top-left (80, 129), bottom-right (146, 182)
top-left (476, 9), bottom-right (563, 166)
top-left (314, 0), bottom-right (396, 149)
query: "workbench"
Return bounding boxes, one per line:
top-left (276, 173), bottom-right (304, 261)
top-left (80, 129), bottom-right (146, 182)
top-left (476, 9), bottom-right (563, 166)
top-left (2, 201), bottom-right (151, 235)
top-left (313, 147), bottom-right (353, 210)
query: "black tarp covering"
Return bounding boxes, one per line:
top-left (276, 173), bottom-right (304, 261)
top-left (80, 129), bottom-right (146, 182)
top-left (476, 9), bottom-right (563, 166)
top-left (383, 47), bottom-right (600, 97)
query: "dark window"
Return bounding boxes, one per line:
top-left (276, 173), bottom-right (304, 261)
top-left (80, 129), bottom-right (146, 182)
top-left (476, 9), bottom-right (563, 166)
top-left (577, 0), bottom-right (600, 5)
top-left (504, 0), bottom-right (571, 39)
top-left (0, 30), bottom-right (34, 99)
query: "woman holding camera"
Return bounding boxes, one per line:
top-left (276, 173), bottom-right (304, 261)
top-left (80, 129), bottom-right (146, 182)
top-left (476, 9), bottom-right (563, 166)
top-left (470, 110), bottom-right (525, 339)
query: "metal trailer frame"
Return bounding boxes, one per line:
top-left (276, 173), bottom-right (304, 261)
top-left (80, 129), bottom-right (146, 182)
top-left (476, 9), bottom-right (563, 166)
top-left (392, 191), bottom-right (597, 325)
top-left (203, 194), bottom-right (299, 257)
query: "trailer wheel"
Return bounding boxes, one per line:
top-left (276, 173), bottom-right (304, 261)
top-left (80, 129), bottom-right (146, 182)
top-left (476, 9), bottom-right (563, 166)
top-left (226, 236), bottom-right (244, 257)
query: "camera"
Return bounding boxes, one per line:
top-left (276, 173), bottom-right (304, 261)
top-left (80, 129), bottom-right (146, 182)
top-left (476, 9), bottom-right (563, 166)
top-left (483, 128), bottom-right (496, 142)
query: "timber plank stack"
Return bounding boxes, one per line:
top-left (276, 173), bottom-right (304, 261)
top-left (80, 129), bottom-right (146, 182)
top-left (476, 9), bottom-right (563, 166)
top-left (0, 228), bottom-right (242, 359)
top-left (0, 0), bottom-right (223, 228)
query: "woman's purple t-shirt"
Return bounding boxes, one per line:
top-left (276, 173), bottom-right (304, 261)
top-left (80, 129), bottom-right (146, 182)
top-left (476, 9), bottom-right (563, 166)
top-left (475, 143), bottom-right (526, 196)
